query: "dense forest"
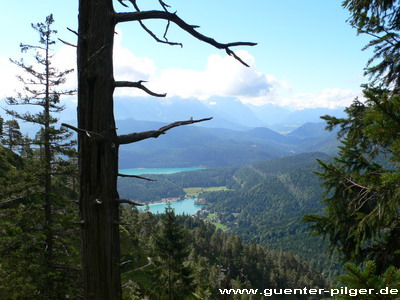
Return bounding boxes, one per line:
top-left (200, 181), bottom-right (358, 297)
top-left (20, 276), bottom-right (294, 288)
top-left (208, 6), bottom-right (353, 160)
top-left (0, 144), bottom-right (330, 299)
top-left (2, 0), bottom-right (400, 299)
top-left (118, 152), bottom-right (342, 279)
top-left (117, 120), bottom-right (340, 168)
top-left (119, 206), bottom-right (328, 299)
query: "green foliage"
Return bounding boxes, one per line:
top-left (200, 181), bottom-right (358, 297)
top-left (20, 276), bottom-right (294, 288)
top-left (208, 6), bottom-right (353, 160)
top-left (119, 207), bottom-right (329, 299)
top-left (0, 147), bottom-right (81, 299)
top-left (304, 88), bottom-right (400, 271)
top-left (201, 153), bottom-right (341, 278)
top-left (1, 120), bottom-right (22, 151)
top-left (119, 153), bottom-right (341, 279)
top-left (326, 261), bottom-right (400, 299)
top-left (118, 167), bottom-right (238, 202)
top-left (150, 206), bottom-right (194, 299)
top-left (303, 0), bottom-right (400, 292)
top-left (0, 15), bottom-right (80, 299)
top-left (118, 120), bottom-right (341, 169)
top-left (342, 0), bottom-right (400, 90)
top-left (0, 145), bottom-right (23, 174)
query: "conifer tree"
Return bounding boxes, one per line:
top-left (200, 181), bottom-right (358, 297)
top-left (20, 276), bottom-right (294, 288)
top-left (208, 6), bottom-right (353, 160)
top-left (327, 261), bottom-right (400, 300)
top-left (151, 206), bottom-right (193, 299)
top-left (304, 0), bottom-right (400, 271)
top-left (342, 0), bottom-right (400, 91)
top-left (1, 120), bottom-right (22, 151)
top-left (0, 15), bottom-right (79, 299)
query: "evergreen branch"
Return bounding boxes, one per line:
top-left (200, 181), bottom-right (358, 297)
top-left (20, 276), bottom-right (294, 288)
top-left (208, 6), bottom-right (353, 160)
top-left (0, 187), bottom-right (44, 209)
top-left (114, 80), bottom-right (166, 97)
top-left (118, 173), bottom-right (157, 181)
top-left (0, 197), bottom-right (25, 209)
top-left (344, 176), bottom-right (369, 191)
top-left (115, 11), bottom-right (257, 67)
top-left (117, 117), bottom-right (212, 145)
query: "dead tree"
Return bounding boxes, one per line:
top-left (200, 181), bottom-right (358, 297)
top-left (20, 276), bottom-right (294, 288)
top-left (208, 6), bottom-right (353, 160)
top-left (73, 0), bottom-right (256, 298)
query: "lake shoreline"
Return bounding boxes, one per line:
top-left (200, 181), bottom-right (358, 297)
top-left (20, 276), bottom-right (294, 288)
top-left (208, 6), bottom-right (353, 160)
top-left (138, 197), bottom-right (203, 215)
top-left (120, 167), bottom-right (207, 215)
top-left (119, 166), bottom-right (205, 176)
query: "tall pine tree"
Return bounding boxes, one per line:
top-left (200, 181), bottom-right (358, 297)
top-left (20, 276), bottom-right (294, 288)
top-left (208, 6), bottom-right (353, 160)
top-left (0, 15), bottom-right (80, 299)
top-left (304, 0), bottom-right (400, 272)
top-left (151, 206), bottom-right (194, 299)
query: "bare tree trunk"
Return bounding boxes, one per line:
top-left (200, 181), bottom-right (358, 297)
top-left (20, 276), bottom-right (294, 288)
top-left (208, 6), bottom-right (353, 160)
top-left (75, 1), bottom-right (255, 298)
top-left (77, 0), bottom-right (122, 298)
top-left (43, 21), bottom-right (54, 298)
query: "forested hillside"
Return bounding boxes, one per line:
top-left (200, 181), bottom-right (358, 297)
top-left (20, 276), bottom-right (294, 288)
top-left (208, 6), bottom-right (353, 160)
top-left (119, 206), bottom-right (328, 299)
top-left (202, 153), bottom-right (341, 278)
top-left (118, 152), bottom-right (342, 278)
top-left (118, 167), bottom-right (239, 202)
top-left (3, 0), bottom-right (400, 298)
top-left (0, 145), bottom-right (329, 299)
top-left (117, 119), bottom-right (339, 168)
top-left (0, 144), bottom-right (81, 298)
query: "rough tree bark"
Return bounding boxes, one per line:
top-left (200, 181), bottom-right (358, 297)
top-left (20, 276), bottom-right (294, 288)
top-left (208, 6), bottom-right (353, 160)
top-left (75, 0), bottom-right (256, 299)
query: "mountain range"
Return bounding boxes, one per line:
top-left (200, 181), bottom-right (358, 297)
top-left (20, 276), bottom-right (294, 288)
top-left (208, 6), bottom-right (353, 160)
top-left (117, 118), bottom-right (340, 168)
top-left (113, 96), bottom-right (347, 132)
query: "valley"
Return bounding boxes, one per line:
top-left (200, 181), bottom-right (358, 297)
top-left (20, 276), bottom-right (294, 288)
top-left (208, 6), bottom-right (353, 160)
top-left (118, 151), bottom-right (342, 279)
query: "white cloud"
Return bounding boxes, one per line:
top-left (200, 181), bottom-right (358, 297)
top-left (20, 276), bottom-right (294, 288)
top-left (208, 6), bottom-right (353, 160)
top-left (0, 57), bottom-right (23, 100)
top-left (147, 50), bottom-right (279, 101)
top-left (1, 28), bottom-right (363, 111)
top-left (0, 44), bottom-right (77, 103)
top-left (113, 29), bottom-right (157, 97)
top-left (239, 87), bottom-right (362, 109)
top-left (282, 88), bottom-right (363, 109)
top-left (53, 44), bottom-right (78, 96)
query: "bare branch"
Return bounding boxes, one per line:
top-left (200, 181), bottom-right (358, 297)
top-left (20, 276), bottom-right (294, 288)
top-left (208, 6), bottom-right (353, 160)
top-left (226, 48), bottom-right (251, 67)
top-left (120, 260), bottom-right (133, 267)
top-left (117, 117), bottom-right (212, 145)
top-left (61, 123), bottom-right (104, 139)
top-left (117, 0), bottom-right (129, 8)
top-left (115, 11), bottom-right (257, 66)
top-left (138, 19), bottom-right (183, 47)
top-left (122, 257), bottom-right (153, 275)
top-left (73, 220), bottom-right (86, 226)
top-left (125, 0), bottom-right (182, 46)
top-left (344, 176), bottom-right (369, 191)
top-left (58, 38), bottom-right (77, 48)
top-left (114, 80), bottom-right (166, 97)
top-left (118, 173), bottom-right (157, 181)
top-left (115, 198), bottom-right (144, 206)
top-left (67, 27), bottom-right (79, 36)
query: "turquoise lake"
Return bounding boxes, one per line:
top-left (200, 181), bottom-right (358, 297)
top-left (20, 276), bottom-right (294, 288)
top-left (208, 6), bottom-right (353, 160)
top-left (138, 198), bottom-right (203, 215)
top-left (119, 167), bottom-right (205, 176)
top-left (119, 167), bottom-right (205, 215)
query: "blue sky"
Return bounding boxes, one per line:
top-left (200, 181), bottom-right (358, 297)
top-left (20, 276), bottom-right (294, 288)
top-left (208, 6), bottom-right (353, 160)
top-left (0, 0), bottom-right (372, 110)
